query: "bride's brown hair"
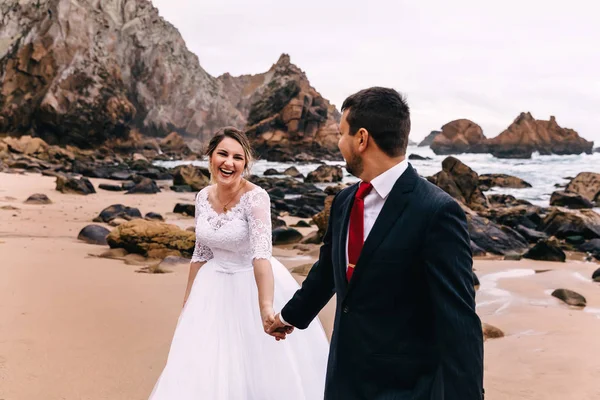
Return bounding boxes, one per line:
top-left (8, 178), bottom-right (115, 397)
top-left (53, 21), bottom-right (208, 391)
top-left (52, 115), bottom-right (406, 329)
top-left (205, 127), bottom-right (254, 178)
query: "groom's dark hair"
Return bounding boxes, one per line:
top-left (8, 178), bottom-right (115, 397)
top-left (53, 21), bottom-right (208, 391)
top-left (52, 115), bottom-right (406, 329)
top-left (341, 87), bottom-right (411, 157)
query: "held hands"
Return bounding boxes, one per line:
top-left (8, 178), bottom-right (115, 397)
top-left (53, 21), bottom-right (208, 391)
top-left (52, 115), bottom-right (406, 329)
top-left (260, 306), bottom-right (294, 341)
top-left (265, 313), bottom-right (294, 341)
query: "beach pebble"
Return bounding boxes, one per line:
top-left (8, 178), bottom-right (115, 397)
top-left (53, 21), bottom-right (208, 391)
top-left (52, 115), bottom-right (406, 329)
top-left (551, 288), bottom-right (586, 307)
top-left (482, 323), bottom-right (504, 340)
top-left (77, 225), bottom-right (110, 245)
top-left (24, 193), bottom-right (52, 204)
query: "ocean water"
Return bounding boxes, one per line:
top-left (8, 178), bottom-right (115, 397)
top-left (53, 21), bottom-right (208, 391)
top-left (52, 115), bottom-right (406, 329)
top-left (155, 145), bottom-right (600, 212)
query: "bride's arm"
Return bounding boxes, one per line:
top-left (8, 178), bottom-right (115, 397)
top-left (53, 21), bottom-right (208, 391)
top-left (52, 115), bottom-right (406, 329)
top-left (253, 259), bottom-right (275, 327)
top-left (248, 189), bottom-right (280, 334)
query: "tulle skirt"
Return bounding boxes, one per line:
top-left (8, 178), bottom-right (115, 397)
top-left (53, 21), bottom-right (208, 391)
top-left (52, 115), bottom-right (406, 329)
top-left (148, 257), bottom-right (329, 400)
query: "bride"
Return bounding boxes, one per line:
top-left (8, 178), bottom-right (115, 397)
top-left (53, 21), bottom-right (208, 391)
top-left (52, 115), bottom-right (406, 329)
top-left (148, 127), bottom-right (329, 399)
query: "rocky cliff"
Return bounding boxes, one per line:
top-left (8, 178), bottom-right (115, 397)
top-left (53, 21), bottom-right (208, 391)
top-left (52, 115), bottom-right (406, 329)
top-left (1, 0), bottom-right (341, 159)
top-left (0, 0), bottom-right (246, 148)
top-left (219, 54), bottom-right (341, 161)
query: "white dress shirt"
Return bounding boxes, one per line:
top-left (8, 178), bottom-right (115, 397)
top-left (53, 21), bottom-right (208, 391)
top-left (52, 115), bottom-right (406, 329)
top-left (279, 160), bottom-right (409, 327)
top-left (345, 159), bottom-right (409, 268)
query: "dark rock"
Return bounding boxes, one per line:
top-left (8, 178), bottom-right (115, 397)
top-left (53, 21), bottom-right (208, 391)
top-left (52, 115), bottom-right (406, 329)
top-left (125, 178), bottom-right (161, 194)
top-left (428, 157), bottom-right (488, 211)
top-left (174, 203), bottom-right (195, 217)
top-left (523, 238), bottom-right (566, 262)
top-left (77, 225), bottom-right (110, 245)
top-left (551, 289), bottom-right (586, 307)
top-left (579, 239), bottom-right (600, 261)
top-left (563, 172), bottom-right (600, 205)
top-left (264, 168), bottom-right (280, 176)
top-left (272, 227), bottom-right (303, 245)
top-left (98, 184), bottom-right (123, 192)
top-left (325, 183), bottom-right (351, 195)
top-left (483, 205), bottom-right (545, 230)
top-left (515, 225), bottom-right (548, 243)
top-left (293, 220), bottom-right (311, 228)
top-left (592, 268), bottom-right (600, 282)
top-left (122, 181), bottom-right (136, 190)
top-left (487, 194), bottom-right (532, 208)
top-left (305, 165), bottom-right (343, 183)
top-left (171, 165), bottom-right (210, 191)
top-left (470, 240), bottom-right (486, 257)
top-left (466, 214), bottom-right (528, 255)
top-left (170, 185), bottom-right (194, 192)
top-left (145, 212), bottom-right (164, 221)
top-left (504, 254), bottom-right (522, 261)
top-left (483, 323), bottom-right (505, 340)
top-left (93, 204), bottom-right (142, 223)
top-left (565, 236), bottom-right (585, 245)
top-left (56, 176), bottom-right (96, 195)
top-left (267, 188), bottom-right (286, 200)
top-left (24, 193), bottom-right (52, 204)
top-left (550, 191), bottom-right (594, 209)
top-left (431, 120), bottom-right (489, 155)
top-left (109, 171), bottom-right (134, 181)
top-left (301, 231), bottom-right (322, 244)
top-left (408, 154), bottom-right (432, 160)
top-left (540, 208), bottom-right (600, 240)
top-left (283, 166), bottom-right (303, 178)
top-left (478, 174), bottom-right (532, 189)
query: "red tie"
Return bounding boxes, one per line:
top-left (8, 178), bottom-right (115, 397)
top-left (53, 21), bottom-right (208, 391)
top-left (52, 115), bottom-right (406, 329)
top-left (347, 182), bottom-right (373, 281)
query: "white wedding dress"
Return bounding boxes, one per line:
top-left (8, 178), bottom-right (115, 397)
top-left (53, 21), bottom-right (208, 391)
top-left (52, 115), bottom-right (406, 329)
top-left (149, 186), bottom-right (329, 400)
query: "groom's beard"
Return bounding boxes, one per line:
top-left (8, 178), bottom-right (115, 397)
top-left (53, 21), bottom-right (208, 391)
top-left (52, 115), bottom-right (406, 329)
top-left (344, 152), bottom-right (364, 179)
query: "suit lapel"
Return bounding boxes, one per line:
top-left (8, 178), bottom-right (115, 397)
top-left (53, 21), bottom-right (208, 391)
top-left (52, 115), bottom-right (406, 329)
top-left (345, 165), bottom-right (418, 294)
top-left (338, 183), bottom-right (358, 291)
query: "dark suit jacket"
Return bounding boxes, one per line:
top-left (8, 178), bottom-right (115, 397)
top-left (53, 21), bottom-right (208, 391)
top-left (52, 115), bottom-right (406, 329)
top-left (281, 164), bottom-right (484, 400)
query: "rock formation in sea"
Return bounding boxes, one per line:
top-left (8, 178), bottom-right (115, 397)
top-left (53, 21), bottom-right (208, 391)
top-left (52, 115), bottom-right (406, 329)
top-left (487, 112), bottom-right (594, 158)
top-left (428, 112), bottom-right (593, 158)
top-left (0, 0), bottom-right (341, 160)
top-left (430, 119), bottom-right (489, 155)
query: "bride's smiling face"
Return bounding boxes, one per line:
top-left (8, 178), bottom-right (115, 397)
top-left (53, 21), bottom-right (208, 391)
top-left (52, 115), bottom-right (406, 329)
top-left (210, 137), bottom-right (247, 186)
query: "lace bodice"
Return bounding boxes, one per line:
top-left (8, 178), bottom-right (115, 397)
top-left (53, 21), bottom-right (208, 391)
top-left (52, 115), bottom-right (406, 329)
top-left (191, 186), bottom-right (272, 269)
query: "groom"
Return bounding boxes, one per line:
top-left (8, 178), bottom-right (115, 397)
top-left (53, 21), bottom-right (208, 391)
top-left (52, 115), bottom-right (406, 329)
top-left (268, 87), bottom-right (484, 399)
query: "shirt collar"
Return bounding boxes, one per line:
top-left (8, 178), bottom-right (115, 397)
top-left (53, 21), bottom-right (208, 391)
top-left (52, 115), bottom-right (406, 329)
top-left (368, 159), bottom-right (409, 200)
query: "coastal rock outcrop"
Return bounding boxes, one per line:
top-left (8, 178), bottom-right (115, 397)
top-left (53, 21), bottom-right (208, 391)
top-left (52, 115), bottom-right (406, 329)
top-left (487, 113), bottom-right (593, 158)
top-left (223, 54), bottom-right (342, 161)
top-left (430, 120), bottom-right (488, 155)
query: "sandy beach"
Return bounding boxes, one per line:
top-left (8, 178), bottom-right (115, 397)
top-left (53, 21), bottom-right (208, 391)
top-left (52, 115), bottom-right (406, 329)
top-left (1, 171), bottom-right (599, 400)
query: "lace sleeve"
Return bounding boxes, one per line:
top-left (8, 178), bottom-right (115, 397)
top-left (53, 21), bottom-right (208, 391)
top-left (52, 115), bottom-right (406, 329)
top-left (247, 189), bottom-right (273, 261)
top-left (191, 190), bottom-right (213, 263)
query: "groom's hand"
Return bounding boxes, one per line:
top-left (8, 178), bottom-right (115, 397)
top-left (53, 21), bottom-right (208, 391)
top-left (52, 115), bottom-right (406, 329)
top-left (267, 313), bottom-right (294, 341)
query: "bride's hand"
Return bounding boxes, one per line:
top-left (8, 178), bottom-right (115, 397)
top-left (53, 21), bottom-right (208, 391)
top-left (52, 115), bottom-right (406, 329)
top-left (260, 306), bottom-right (275, 333)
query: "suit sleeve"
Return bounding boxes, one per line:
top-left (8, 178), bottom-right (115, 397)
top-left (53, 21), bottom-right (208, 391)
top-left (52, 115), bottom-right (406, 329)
top-left (280, 194), bottom-right (339, 329)
top-left (423, 199), bottom-right (484, 399)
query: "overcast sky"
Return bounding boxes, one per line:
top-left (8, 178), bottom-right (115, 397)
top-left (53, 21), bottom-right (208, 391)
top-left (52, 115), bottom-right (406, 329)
top-left (151, 0), bottom-right (599, 143)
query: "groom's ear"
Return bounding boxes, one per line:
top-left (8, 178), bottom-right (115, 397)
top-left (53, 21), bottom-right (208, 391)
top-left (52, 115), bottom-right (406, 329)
top-left (356, 128), bottom-right (369, 152)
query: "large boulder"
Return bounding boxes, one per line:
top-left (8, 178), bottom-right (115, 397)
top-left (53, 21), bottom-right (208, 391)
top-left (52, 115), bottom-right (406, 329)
top-left (564, 172), bottom-right (600, 205)
top-left (487, 112), bottom-right (593, 158)
top-left (106, 219), bottom-right (196, 259)
top-left (77, 225), bottom-right (110, 246)
top-left (427, 157), bottom-right (488, 211)
top-left (305, 165), bottom-right (343, 183)
top-left (466, 214), bottom-right (529, 255)
top-left (430, 120), bottom-right (488, 155)
top-left (93, 204), bottom-right (142, 223)
top-left (171, 165), bottom-right (210, 191)
top-left (55, 176), bottom-right (95, 195)
top-left (539, 208), bottom-right (600, 240)
top-left (523, 238), bottom-right (566, 262)
top-left (549, 191), bottom-right (594, 209)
